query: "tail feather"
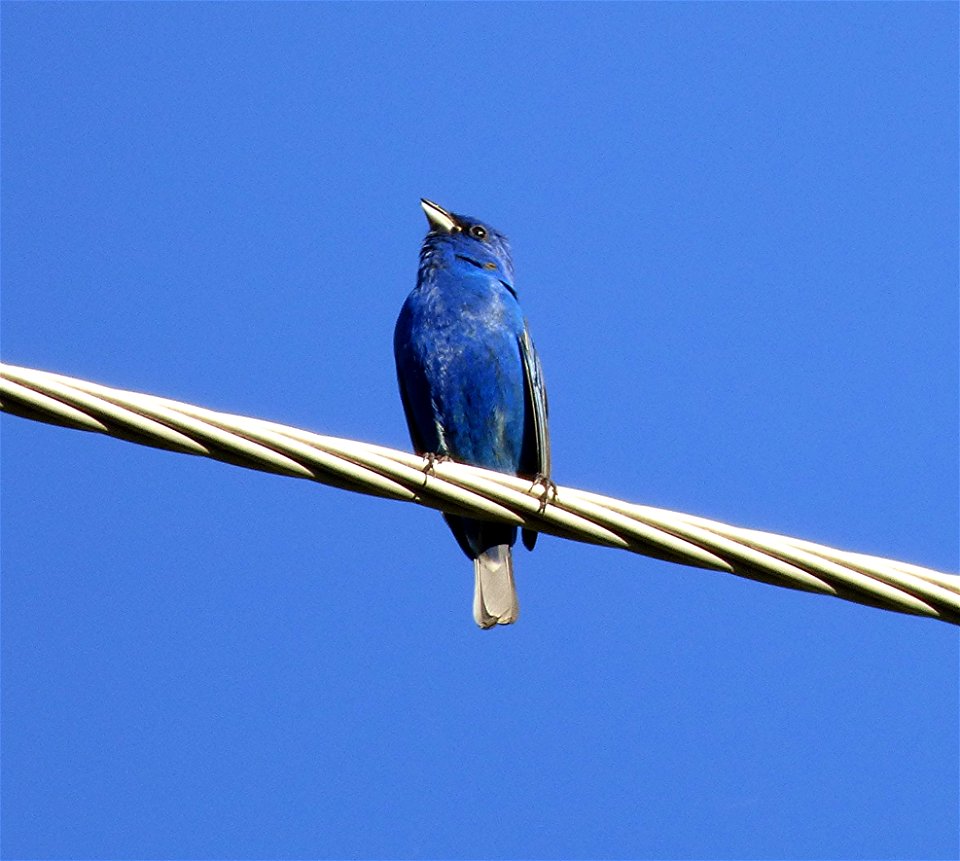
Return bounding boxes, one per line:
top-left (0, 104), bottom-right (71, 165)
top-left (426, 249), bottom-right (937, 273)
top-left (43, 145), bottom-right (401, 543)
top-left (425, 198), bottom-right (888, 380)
top-left (473, 545), bottom-right (519, 628)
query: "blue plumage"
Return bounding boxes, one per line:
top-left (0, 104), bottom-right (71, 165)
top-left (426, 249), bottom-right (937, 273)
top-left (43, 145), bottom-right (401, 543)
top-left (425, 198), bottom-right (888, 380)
top-left (394, 199), bottom-right (550, 627)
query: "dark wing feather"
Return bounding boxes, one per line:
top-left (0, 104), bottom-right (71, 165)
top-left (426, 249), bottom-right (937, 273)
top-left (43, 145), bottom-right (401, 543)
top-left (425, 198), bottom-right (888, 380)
top-left (518, 325), bottom-right (550, 551)
top-left (395, 365), bottom-right (429, 455)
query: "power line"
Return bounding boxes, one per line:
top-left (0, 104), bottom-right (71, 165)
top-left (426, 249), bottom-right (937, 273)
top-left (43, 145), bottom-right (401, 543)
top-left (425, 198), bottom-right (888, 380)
top-left (3, 362), bottom-right (957, 626)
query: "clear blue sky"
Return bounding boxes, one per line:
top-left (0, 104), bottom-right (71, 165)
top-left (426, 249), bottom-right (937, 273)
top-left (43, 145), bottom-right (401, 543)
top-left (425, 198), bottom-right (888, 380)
top-left (2, 4), bottom-right (957, 859)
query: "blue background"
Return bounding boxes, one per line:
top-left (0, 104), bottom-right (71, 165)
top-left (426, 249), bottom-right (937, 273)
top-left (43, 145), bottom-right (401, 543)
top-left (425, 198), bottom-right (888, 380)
top-left (2, 4), bottom-right (957, 859)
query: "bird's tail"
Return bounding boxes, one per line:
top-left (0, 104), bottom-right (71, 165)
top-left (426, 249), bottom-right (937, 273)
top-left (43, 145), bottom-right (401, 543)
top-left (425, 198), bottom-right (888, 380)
top-left (473, 545), bottom-right (519, 628)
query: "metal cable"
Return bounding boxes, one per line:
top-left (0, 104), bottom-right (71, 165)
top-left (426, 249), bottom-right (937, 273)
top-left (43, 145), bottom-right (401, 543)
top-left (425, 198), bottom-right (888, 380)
top-left (3, 362), bottom-right (957, 626)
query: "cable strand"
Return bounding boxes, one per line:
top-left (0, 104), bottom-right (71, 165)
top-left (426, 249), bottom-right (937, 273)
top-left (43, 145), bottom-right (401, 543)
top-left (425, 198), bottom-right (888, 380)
top-left (3, 362), bottom-right (957, 626)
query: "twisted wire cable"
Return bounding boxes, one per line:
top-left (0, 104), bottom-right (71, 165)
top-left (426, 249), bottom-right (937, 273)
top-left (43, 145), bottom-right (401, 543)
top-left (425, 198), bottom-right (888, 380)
top-left (3, 362), bottom-right (958, 626)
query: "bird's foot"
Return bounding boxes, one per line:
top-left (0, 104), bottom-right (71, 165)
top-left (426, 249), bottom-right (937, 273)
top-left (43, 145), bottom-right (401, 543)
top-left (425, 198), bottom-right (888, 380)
top-left (528, 474), bottom-right (558, 512)
top-left (422, 452), bottom-right (453, 475)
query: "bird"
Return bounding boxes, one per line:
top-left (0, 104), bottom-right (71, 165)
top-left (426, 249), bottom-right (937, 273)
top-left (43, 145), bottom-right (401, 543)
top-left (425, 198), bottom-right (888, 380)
top-left (394, 198), bottom-right (550, 628)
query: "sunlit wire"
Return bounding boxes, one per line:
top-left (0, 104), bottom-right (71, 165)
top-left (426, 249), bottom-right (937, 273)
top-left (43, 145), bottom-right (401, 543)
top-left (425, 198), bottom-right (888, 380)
top-left (3, 362), bottom-right (957, 626)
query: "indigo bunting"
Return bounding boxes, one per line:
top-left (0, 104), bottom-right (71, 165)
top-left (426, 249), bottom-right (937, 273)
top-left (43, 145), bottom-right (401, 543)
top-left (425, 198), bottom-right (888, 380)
top-left (394, 199), bottom-right (550, 628)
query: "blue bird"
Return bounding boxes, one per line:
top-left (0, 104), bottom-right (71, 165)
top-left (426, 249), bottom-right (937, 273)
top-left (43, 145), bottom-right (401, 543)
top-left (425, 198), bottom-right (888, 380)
top-left (394, 199), bottom-right (550, 628)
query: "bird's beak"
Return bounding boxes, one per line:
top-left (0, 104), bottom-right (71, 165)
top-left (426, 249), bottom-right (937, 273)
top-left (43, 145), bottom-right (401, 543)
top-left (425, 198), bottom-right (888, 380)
top-left (421, 198), bottom-right (458, 233)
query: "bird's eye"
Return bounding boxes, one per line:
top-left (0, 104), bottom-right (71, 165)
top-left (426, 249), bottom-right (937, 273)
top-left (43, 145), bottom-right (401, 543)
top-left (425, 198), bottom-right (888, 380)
top-left (470, 225), bottom-right (487, 240)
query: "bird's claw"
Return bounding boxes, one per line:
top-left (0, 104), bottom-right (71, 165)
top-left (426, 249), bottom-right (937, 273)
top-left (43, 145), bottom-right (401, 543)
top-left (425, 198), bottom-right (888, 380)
top-left (528, 474), bottom-right (557, 512)
top-left (422, 452), bottom-right (453, 475)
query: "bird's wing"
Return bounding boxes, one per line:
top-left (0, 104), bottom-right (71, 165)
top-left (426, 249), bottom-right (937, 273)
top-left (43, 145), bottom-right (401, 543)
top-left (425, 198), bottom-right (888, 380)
top-left (518, 324), bottom-right (550, 480)
top-left (395, 346), bottom-right (436, 457)
top-left (518, 325), bottom-right (550, 552)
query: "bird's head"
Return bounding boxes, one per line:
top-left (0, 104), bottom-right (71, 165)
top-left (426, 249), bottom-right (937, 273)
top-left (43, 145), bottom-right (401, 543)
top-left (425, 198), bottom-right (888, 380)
top-left (419, 198), bottom-right (515, 285)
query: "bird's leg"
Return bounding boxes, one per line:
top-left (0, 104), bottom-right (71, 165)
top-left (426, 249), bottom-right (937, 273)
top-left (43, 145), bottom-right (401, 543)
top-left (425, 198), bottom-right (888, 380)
top-left (528, 474), bottom-right (558, 512)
